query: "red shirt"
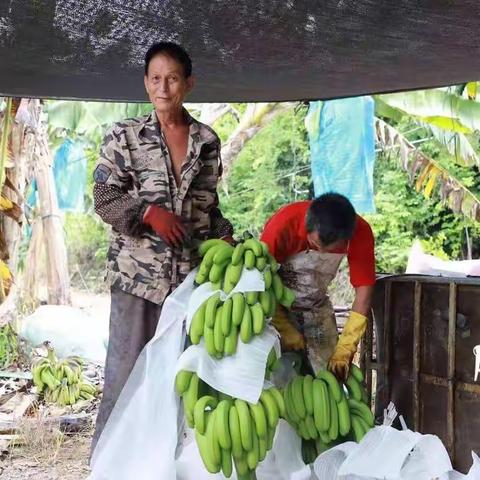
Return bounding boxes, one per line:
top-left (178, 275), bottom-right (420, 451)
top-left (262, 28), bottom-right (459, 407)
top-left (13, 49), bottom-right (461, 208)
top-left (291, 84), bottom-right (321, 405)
top-left (260, 201), bottom-right (376, 288)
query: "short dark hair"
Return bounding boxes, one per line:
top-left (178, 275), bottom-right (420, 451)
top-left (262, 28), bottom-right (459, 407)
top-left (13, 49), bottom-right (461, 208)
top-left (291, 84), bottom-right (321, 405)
top-left (144, 42), bottom-right (192, 78)
top-left (306, 193), bottom-right (356, 246)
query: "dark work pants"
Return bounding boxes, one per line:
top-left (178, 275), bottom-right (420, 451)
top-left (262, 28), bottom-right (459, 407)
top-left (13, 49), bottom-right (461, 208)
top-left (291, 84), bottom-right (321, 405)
top-left (91, 287), bottom-right (163, 455)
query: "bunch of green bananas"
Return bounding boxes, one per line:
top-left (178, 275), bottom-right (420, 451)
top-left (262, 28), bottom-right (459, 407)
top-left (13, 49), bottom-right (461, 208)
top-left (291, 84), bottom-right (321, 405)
top-left (31, 347), bottom-right (97, 406)
top-left (175, 370), bottom-right (286, 479)
top-left (283, 365), bottom-right (374, 458)
top-left (190, 238), bottom-right (295, 358)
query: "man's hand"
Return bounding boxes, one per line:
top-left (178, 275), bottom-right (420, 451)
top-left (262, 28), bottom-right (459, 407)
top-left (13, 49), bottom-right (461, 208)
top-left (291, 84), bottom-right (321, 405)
top-left (328, 311), bottom-right (367, 381)
top-left (143, 205), bottom-right (186, 248)
top-left (272, 305), bottom-right (305, 351)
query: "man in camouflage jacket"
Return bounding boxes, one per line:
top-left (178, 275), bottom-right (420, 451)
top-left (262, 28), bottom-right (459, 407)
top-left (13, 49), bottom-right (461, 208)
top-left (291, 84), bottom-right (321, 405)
top-left (91, 42), bottom-right (233, 454)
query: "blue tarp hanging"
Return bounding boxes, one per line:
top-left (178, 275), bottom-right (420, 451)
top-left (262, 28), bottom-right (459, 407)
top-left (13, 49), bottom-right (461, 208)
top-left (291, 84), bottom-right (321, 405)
top-left (28, 137), bottom-right (87, 212)
top-left (306, 97), bottom-right (376, 214)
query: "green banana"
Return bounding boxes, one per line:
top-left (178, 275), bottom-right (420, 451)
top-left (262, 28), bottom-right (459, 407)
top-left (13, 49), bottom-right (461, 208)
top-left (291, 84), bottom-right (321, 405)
top-left (234, 399), bottom-right (253, 451)
top-left (291, 376), bottom-right (307, 419)
top-left (208, 410), bottom-right (222, 466)
top-left (305, 415), bottom-right (318, 439)
top-left (251, 303), bottom-right (265, 335)
top-left (351, 415), bottom-right (366, 443)
top-left (194, 395), bottom-right (218, 435)
top-left (204, 325), bottom-right (217, 356)
top-left (245, 290), bottom-right (259, 305)
top-left (40, 367), bottom-right (61, 390)
top-left (240, 305), bottom-right (253, 343)
top-left (317, 370), bottom-right (342, 403)
top-left (224, 325), bottom-right (239, 356)
top-left (279, 287), bottom-right (295, 309)
top-left (312, 379), bottom-right (330, 433)
top-left (259, 241), bottom-right (270, 256)
top-left (32, 365), bottom-right (46, 391)
top-left (209, 260), bottom-right (229, 283)
top-left (267, 288), bottom-right (277, 318)
top-left (272, 273), bottom-right (284, 301)
top-left (214, 305), bottom-right (225, 354)
top-left (328, 386), bottom-right (339, 441)
top-left (259, 291), bottom-right (270, 316)
top-left (222, 297), bottom-right (233, 336)
top-left (196, 427), bottom-right (221, 473)
top-left (190, 301), bottom-right (207, 344)
top-left (244, 250), bottom-right (256, 270)
top-left (284, 382), bottom-right (301, 424)
top-left (216, 400), bottom-right (233, 450)
top-left (249, 401), bottom-right (268, 438)
top-left (347, 398), bottom-right (374, 427)
top-left (350, 364), bottom-right (365, 383)
top-left (268, 387), bottom-right (286, 418)
top-left (346, 374), bottom-right (363, 402)
top-left (244, 239), bottom-right (263, 257)
top-left (229, 406), bottom-right (244, 459)
top-left (258, 436), bottom-right (267, 461)
top-left (298, 419), bottom-right (310, 440)
top-left (246, 431), bottom-right (259, 470)
top-left (232, 243), bottom-right (246, 265)
top-left (263, 269), bottom-right (272, 290)
top-left (318, 430), bottom-right (331, 445)
top-left (267, 426), bottom-right (275, 450)
top-left (268, 254), bottom-right (279, 273)
top-left (233, 454), bottom-right (249, 476)
top-left (205, 293), bottom-right (222, 328)
top-left (260, 389), bottom-right (279, 429)
top-left (338, 396), bottom-right (351, 436)
top-left (231, 293), bottom-right (246, 326)
top-left (184, 373), bottom-right (200, 423)
top-left (221, 448), bottom-right (233, 478)
top-left (199, 238), bottom-right (228, 257)
top-left (213, 244), bottom-right (235, 264)
top-left (255, 256), bottom-right (267, 271)
top-left (303, 375), bottom-right (314, 416)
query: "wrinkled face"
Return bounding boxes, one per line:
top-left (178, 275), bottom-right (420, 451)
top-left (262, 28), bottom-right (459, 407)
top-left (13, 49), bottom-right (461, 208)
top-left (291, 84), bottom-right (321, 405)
top-left (144, 54), bottom-right (194, 113)
top-left (307, 231), bottom-right (347, 253)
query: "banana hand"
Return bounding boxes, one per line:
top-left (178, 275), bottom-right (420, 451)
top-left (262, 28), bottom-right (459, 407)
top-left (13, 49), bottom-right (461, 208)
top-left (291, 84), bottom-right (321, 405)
top-left (328, 311), bottom-right (367, 381)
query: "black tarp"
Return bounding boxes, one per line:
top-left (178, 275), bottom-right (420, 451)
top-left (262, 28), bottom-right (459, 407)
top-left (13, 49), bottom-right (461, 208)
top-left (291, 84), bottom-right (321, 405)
top-left (0, 1), bottom-right (479, 102)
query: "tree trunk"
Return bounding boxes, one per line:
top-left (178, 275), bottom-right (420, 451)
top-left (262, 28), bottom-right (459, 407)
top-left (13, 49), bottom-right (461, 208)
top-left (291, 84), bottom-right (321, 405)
top-left (32, 116), bottom-right (71, 305)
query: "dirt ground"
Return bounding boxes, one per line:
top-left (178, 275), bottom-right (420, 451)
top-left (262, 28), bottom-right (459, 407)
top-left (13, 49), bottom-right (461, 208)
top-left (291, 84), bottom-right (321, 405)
top-left (1, 430), bottom-right (92, 479)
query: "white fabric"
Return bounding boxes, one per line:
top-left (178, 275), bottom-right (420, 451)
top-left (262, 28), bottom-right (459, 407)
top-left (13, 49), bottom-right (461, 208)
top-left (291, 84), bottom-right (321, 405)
top-left (406, 240), bottom-right (480, 277)
top-left (177, 325), bottom-right (280, 404)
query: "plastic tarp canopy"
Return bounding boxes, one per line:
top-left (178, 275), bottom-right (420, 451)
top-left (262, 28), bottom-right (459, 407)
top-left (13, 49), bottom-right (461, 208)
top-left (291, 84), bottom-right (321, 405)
top-left (0, 1), bottom-right (479, 102)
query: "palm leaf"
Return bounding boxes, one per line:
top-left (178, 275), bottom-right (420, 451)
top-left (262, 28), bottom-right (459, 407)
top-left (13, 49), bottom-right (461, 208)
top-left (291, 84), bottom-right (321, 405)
top-left (378, 89), bottom-right (480, 133)
top-left (375, 118), bottom-right (480, 222)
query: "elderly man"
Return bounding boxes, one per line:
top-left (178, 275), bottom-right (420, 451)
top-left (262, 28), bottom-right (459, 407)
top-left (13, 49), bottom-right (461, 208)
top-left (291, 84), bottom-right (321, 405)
top-left (91, 42), bottom-right (233, 450)
top-left (261, 193), bottom-right (375, 379)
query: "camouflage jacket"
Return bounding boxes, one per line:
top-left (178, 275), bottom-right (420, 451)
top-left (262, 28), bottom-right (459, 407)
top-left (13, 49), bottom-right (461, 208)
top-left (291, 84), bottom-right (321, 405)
top-left (93, 109), bottom-right (233, 305)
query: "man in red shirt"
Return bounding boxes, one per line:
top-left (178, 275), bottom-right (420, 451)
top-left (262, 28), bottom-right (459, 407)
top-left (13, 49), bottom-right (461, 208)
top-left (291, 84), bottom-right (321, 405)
top-left (261, 193), bottom-right (375, 379)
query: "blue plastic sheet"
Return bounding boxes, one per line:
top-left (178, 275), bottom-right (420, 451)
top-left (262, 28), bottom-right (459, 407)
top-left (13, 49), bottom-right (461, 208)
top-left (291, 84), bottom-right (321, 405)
top-left (28, 138), bottom-right (87, 212)
top-left (306, 97), bottom-right (376, 214)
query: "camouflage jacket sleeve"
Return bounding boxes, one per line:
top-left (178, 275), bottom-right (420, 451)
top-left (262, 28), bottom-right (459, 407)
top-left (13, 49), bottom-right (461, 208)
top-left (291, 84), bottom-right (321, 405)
top-left (209, 152), bottom-right (234, 239)
top-left (93, 127), bottom-right (148, 237)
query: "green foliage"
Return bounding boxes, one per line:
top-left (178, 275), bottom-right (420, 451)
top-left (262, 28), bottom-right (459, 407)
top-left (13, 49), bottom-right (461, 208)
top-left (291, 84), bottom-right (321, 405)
top-left (0, 324), bottom-right (18, 369)
top-left (219, 106), bottom-right (311, 236)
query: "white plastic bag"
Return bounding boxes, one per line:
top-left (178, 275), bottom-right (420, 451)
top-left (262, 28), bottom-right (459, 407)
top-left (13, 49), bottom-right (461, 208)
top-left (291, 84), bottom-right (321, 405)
top-left (19, 305), bottom-right (108, 364)
top-left (88, 271), bottom-right (196, 480)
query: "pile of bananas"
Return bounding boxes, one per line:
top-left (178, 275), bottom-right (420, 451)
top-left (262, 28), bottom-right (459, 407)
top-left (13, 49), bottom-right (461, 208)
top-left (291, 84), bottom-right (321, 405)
top-left (176, 370), bottom-right (286, 479)
top-left (31, 347), bottom-right (97, 406)
top-left (190, 237), bottom-right (295, 358)
top-left (283, 365), bottom-right (374, 459)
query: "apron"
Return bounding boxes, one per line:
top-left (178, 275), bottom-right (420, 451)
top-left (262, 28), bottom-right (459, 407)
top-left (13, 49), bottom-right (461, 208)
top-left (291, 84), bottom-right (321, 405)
top-left (279, 249), bottom-right (345, 373)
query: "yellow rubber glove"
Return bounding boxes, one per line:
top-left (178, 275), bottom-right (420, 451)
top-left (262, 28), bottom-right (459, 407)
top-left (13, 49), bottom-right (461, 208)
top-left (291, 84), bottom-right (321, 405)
top-left (272, 305), bottom-right (305, 351)
top-left (328, 311), bottom-right (367, 381)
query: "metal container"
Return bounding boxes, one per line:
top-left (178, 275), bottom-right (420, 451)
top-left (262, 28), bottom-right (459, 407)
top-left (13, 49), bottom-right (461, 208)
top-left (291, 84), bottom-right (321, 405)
top-left (362, 275), bottom-right (480, 473)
